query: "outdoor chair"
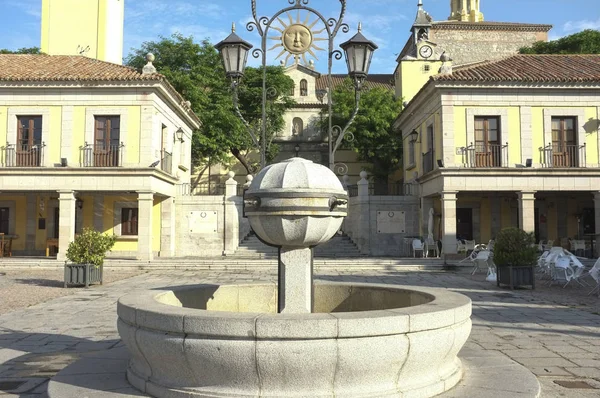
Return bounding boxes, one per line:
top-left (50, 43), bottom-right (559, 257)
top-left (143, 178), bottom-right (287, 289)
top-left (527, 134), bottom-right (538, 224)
top-left (538, 240), bottom-right (545, 252)
top-left (460, 246), bottom-right (482, 264)
top-left (570, 240), bottom-right (586, 257)
top-left (587, 258), bottom-right (600, 297)
top-left (424, 237), bottom-right (439, 258)
top-left (456, 240), bottom-right (467, 254)
top-left (471, 250), bottom-right (491, 275)
top-left (542, 240), bottom-right (554, 251)
top-left (412, 239), bottom-right (424, 258)
top-left (549, 256), bottom-right (575, 288)
top-left (464, 240), bottom-right (476, 253)
top-left (487, 240), bottom-right (495, 251)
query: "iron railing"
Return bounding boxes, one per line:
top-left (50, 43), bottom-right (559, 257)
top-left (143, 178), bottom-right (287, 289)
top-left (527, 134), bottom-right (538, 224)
top-left (161, 150), bottom-right (172, 174)
top-left (539, 143), bottom-right (586, 168)
top-left (462, 142), bottom-right (508, 168)
top-left (422, 150), bottom-right (434, 174)
top-left (1, 142), bottom-right (45, 167)
top-left (80, 142), bottom-right (124, 167)
top-left (347, 185), bottom-right (358, 197)
top-left (179, 183), bottom-right (226, 196)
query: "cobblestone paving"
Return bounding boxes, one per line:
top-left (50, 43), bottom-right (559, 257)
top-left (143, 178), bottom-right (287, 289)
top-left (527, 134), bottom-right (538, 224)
top-left (0, 268), bottom-right (599, 397)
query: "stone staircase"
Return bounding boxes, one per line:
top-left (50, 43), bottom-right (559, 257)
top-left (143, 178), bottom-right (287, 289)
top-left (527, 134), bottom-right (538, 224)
top-left (234, 232), bottom-right (364, 259)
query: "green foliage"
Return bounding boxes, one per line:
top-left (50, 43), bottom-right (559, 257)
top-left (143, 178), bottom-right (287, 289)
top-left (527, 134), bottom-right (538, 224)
top-left (325, 78), bottom-right (403, 181)
top-left (65, 228), bottom-right (116, 267)
top-left (125, 34), bottom-right (295, 173)
top-left (519, 29), bottom-right (600, 54)
top-left (493, 228), bottom-right (538, 267)
top-left (0, 47), bottom-right (42, 54)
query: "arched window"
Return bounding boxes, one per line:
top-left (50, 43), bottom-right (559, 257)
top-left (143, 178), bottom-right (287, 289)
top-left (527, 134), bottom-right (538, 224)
top-left (300, 79), bottom-right (308, 96)
top-left (292, 118), bottom-right (303, 136)
top-left (289, 83), bottom-right (295, 96)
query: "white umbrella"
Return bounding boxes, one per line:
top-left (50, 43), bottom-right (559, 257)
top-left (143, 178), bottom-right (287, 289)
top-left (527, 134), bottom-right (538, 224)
top-left (427, 208), bottom-right (434, 241)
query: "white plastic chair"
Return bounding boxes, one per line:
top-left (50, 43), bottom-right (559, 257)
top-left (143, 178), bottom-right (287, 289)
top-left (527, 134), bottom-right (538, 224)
top-left (412, 239), bottom-right (424, 258)
top-left (471, 250), bottom-right (491, 275)
top-left (543, 240), bottom-right (554, 251)
top-left (456, 240), bottom-right (467, 254)
top-left (549, 256), bottom-right (575, 288)
top-left (487, 240), bottom-right (495, 251)
top-left (424, 237), bottom-right (439, 258)
top-left (587, 258), bottom-right (600, 297)
top-left (570, 240), bottom-right (586, 257)
top-left (464, 240), bottom-right (476, 253)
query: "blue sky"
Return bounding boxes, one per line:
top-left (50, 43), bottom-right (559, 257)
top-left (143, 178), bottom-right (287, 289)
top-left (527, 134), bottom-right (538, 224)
top-left (0, 0), bottom-right (599, 74)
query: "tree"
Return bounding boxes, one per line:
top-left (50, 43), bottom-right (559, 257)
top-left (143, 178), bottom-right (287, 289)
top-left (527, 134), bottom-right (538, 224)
top-left (125, 34), bottom-right (295, 174)
top-left (0, 47), bottom-right (42, 54)
top-left (325, 78), bottom-right (403, 189)
top-left (519, 29), bottom-right (600, 54)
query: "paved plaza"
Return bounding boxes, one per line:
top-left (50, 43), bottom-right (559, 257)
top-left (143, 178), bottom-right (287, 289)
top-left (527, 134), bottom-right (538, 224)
top-left (0, 266), bottom-right (598, 397)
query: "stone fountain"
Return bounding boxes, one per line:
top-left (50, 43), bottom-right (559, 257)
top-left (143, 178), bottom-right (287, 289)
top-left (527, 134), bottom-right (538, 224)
top-left (117, 158), bottom-right (472, 397)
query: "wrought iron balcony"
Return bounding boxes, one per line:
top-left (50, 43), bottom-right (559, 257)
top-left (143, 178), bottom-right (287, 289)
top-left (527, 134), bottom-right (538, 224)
top-left (462, 142), bottom-right (508, 168)
top-left (1, 142), bottom-right (45, 167)
top-left (539, 143), bottom-right (586, 168)
top-left (80, 142), bottom-right (124, 167)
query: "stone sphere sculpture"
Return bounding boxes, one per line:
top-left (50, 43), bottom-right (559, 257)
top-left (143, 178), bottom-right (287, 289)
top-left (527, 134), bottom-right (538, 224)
top-left (244, 157), bottom-right (347, 247)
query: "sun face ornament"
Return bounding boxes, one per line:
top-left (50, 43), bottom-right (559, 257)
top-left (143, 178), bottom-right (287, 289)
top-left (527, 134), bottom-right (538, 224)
top-left (268, 11), bottom-right (327, 66)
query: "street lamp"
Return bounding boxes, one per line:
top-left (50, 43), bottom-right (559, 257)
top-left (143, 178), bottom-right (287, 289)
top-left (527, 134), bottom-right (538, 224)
top-left (216, 0), bottom-right (377, 173)
top-left (174, 127), bottom-right (185, 143)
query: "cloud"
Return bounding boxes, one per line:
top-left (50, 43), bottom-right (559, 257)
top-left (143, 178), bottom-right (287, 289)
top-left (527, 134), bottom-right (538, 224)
top-left (168, 25), bottom-right (229, 44)
top-left (563, 18), bottom-right (600, 32)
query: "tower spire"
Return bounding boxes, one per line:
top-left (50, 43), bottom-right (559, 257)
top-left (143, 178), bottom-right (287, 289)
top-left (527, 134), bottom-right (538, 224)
top-left (449, 0), bottom-right (484, 22)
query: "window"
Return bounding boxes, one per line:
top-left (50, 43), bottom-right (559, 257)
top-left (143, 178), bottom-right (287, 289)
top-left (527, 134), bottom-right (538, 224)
top-left (551, 116), bottom-right (577, 167)
top-left (16, 115), bottom-right (42, 166)
top-left (121, 208), bottom-right (138, 236)
top-left (0, 208), bottom-right (9, 234)
top-left (474, 116), bottom-right (501, 167)
top-left (408, 140), bottom-right (415, 167)
top-left (94, 116), bottom-right (121, 166)
top-left (289, 84), bottom-right (295, 96)
top-left (423, 124), bottom-right (434, 173)
top-left (292, 118), bottom-right (303, 136)
top-left (300, 79), bottom-right (308, 96)
top-left (423, 64), bottom-right (430, 72)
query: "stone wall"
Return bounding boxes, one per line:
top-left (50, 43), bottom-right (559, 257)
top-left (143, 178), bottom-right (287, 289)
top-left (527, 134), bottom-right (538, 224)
top-left (343, 176), bottom-right (420, 256)
top-left (431, 26), bottom-right (548, 65)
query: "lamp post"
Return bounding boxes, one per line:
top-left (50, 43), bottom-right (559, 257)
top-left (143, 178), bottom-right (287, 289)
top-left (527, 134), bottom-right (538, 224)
top-left (215, 0), bottom-right (377, 173)
top-left (294, 143), bottom-right (300, 158)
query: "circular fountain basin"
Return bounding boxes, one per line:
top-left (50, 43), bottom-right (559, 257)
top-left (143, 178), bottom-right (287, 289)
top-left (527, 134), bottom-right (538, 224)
top-left (117, 283), bottom-right (471, 398)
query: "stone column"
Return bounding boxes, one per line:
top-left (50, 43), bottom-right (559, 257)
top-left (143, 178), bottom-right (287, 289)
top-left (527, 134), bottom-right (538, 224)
top-left (223, 172), bottom-right (239, 255)
top-left (357, 171), bottom-right (369, 198)
top-left (137, 191), bottom-right (154, 261)
top-left (25, 194), bottom-right (37, 254)
top-left (595, 192), bottom-right (600, 257)
top-left (159, 196), bottom-right (175, 257)
top-left (441, 191), bottom-right (458, 255)
top-left (57, 191), bottom-right (76, 261)
top-left (517, 191), bottom-right (536, 234)
top-left (278, 247), bottom-right (312, 314)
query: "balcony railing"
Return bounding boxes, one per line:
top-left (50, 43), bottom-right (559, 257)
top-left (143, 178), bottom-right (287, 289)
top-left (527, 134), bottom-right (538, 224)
top-left (1, 142), bottom-right (45, 167)
top-left (462, 142), bottom-right (508, 168)
top-left (179, 182), bottom-right (226, 196)
top-left (80, 142), bottom-right (124, 167)
top-left (539, 143), bottom-right (586, 168)
top-left (161, 150), bottom-right (172, 174)
top-left (422, 150), bottom-right (434, 174)
top-left (346, 183), bottom-right (417, 197)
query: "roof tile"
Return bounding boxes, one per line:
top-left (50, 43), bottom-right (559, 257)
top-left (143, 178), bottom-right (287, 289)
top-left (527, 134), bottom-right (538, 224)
top-left (434, 55), bottom-right (600, 83)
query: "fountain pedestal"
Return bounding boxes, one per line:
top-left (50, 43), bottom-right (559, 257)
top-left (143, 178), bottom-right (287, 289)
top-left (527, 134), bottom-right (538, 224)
top-left (279, 247), bottom-right (313, 313)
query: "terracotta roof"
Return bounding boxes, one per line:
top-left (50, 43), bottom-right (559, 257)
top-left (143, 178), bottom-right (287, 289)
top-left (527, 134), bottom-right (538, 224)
top-left (0, 54), bottom-right (162, 82)
top-left (0, 54), bottom-right (200, 126)
top-left (433, 55), bottom-right (600, 83)
top-left (432, 21), bottom-right (552, 32)
top-left (316, 74), bottom-right (394, 91)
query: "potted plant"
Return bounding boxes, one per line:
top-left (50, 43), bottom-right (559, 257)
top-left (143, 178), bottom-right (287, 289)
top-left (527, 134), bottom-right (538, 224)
top-left (64, 228), bottom-right (116, 288)
top-left (494, 227), bottom-right (539, 289)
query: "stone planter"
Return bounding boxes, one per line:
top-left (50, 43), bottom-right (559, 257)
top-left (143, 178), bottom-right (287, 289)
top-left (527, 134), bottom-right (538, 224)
top-left (64, 263), bottom-right (103, 288)
top-left (497, 265), bottom-right (535, 290)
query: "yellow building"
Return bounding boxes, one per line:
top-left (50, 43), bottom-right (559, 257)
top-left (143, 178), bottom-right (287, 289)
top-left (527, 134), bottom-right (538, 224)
top-left (41, 0), bottom-right (124, 64)
top-left (394, 54), bottom-right (600, 256)
top-left (0, 54), bottom-right (199, 260)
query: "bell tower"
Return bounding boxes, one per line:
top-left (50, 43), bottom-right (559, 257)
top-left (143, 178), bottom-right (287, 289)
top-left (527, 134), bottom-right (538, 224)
top-left (449, 0), bottom-right (484, 22)
top-left (41, 0), bottom-right (125, 64)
